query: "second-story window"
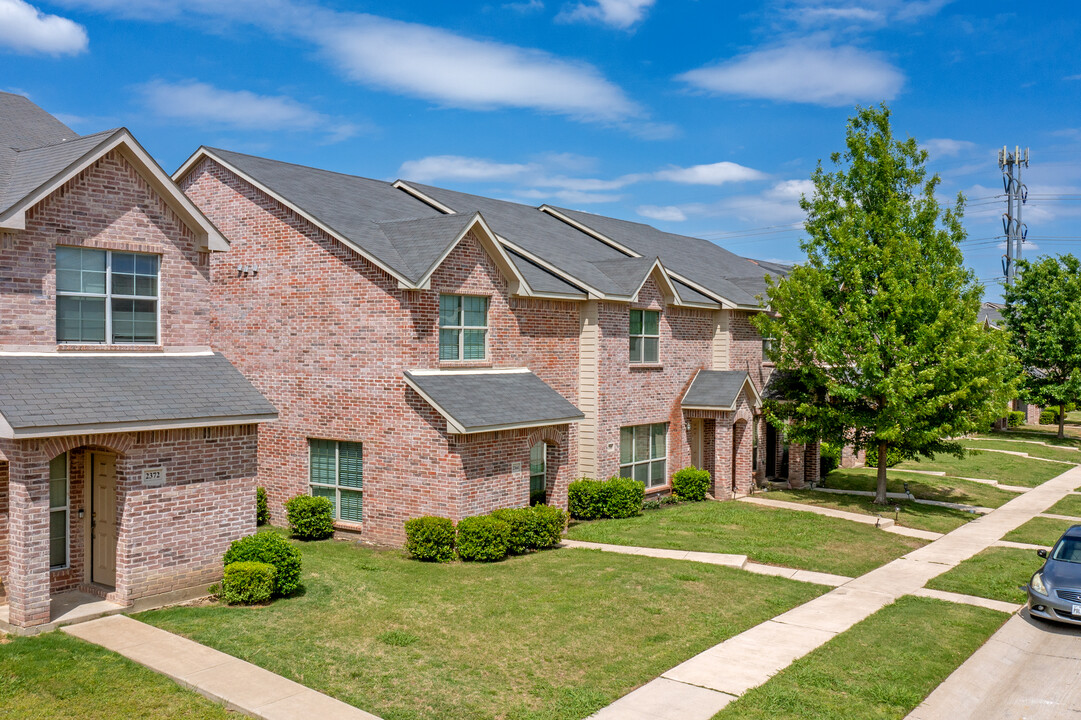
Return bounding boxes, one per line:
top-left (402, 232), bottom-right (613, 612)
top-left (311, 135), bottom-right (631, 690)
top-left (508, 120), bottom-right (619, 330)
top-left (56, 247), bottom-right (159, 344)
top-left (629, 309), bottom-right (659, 363)
top-left (439, 294), bottom-right (488, 361)
top-left (762, 336), bottom-right (777, 362)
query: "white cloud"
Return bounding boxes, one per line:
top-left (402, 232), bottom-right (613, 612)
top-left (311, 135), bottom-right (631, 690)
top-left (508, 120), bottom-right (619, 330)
top-left (678, 43), bottom-right (905, 106)
top-left (503, 0), bottom-right (544, 11)
top-left (637, 205), bottom-right (687, 222)
top-left (513, 188), bottom-right (624, 204)
top-left (654, 161), bottom-right (766, 185)
top-left (922, 138), bottom-right (977, 158)
top-left (0, 0), bottom-right (87, 55)
top-left (557, 0), bottom-right (655, 29)
top-left (398, 156), bottom-right (532, 183)
top-left (781, 0), bottom-right (951, 28)
top-left (136, 80), bottom-right (360, 141)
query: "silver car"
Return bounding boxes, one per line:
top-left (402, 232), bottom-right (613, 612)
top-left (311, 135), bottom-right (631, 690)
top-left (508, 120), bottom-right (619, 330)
top-left (1026, 524), bottom-right (1081, 625)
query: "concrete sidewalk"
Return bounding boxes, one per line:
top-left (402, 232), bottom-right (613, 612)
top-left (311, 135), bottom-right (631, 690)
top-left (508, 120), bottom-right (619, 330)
top-left (64, 615), bottom-right (381, 720)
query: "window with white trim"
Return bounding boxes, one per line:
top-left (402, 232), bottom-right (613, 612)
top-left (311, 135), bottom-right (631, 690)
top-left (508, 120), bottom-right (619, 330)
top-left (529, 442), bottom-right (547, 506)
top-left (620, 423), bottom-right (667, 488)
top-left (309, 439), bottom-right (363, 522)
top-left (762, 336), bottom-right (777, 362)
top-left (49, 453), bottom-right (69, 570)
top-left (629, 309), bottom-right (659, 363)
top-left (56, 246), bottom-right (159, 344)
top-left (439, 294), bottom-right (488, 361)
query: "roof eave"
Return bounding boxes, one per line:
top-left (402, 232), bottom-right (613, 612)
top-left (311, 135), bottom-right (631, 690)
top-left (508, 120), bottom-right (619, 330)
top-left (407, 212), bottom-right (531, 296)
top-left (538, 205), bottom-right (641, 258)
top-left (0, 412), bottom-right (279, 440)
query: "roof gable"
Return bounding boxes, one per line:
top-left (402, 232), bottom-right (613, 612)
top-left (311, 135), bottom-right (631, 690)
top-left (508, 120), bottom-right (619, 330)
top-left (682, 370), bottom-right (762, 411)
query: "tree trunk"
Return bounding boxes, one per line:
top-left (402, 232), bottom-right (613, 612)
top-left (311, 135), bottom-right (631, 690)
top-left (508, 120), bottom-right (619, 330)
top-left (1060, 403), bottom-right (1067, 440)
top-left (874, 440), bottom-right (889, 505)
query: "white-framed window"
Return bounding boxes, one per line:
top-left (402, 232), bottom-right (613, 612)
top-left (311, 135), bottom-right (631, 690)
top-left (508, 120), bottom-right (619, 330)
top-left (762, 336), bottom-right (777, 362)
top-left (439, 294), bottom-right (488, 361)
top-left (620, 423), bottom-right (667, 488)
top-left (629, 309), bottom-right (659, 363)
top-left (49, 453), bottom-right (69, 570)
top-left (529, 442), bottom-right (547, 506)
top-left (56, 246), bottom-right (160, 344)
top-left (309, 439), bottom-right (363, 522)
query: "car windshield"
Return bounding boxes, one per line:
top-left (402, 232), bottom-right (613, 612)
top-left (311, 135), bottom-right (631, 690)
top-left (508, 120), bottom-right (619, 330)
top-left (1051, 537), bottom-right (1081, 564)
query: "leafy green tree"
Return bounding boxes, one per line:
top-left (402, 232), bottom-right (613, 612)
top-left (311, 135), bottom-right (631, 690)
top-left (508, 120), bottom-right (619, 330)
top-left (754, 105), bottom-right (1018, 503)
top-left (1002, 255), bottom-right (1081, 439)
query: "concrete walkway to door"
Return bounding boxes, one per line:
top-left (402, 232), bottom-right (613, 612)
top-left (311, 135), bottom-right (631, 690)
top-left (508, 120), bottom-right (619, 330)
top-left (64, 615), bottom-right (383, 720)
top-left (589, 463), bottom-right (1081, 720)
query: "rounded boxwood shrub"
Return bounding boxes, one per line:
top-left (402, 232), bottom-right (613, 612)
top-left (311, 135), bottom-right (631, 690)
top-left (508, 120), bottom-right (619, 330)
top-left (456, 515), bottom-right (510, 562)
top-left (568, 478), bottom-right (604, 520)
top-left (256, 487), bottom-right (270, 527)
top-left (491, 507), bottom-right (540, 555)
top-left (671, 467), bottom-right (711, 501)
top-left (1040, 409), bottom-right (1057, 425)
top-left (530, 505), bottom-right (567, 548)
top-left (221, 561), bottom-right (276, 605)
top-left (223, 531), bottom-right (302, 596)
top-left (404, 516), bottom-right (457, 562)
top-left (602, 476), bottom-right (644, 518)
top-left (1007, 410), bottom-right (1026, 428)
top-left (285, 495), bottom-right (335, 540)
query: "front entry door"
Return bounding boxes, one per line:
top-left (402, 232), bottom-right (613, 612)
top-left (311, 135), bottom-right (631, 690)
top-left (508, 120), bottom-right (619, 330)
top-left (91, 452), bottom-right (117, 587)
top-left (689, 419), bottom-right (704, 469)
top-left (765, 425), bottom-right (777, 478)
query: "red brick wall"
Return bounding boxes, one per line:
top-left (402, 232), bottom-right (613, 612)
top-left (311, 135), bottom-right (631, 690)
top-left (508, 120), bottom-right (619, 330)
top-left (0, 460), bottom-right (7, 598)
top-left (182, 159), bottom-right (580, 544)
top-left (0, 149), bottom-right (212, 349)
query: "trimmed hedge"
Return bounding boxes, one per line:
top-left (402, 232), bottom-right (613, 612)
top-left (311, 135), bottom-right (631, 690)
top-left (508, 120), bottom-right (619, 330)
top-left (457, 515), bottom-right (510, 562)
top-left (223, 531), bottom-right (302, 596)
top-left (1040, 409), bottom-right (1058, 425)
top-left (671, 467), bottom-right (710, 501)
top-left (221, 561), bottom-right (276, 605)
top-left (864, 445), bottom-right (906, 469)
top-left (285, 495), bottom-right (335, 540)
top-left (1007, 410), bottom-right (1026, 428)
top-left (568, 476), bottom-right (644, 520)
top-left (530, 504), bottom-right (567, 548)
top-left (404, 516), bottom-right (457, 562)
top-left (492, 505), bottom-right (568, 553)
top-left (256, 487), bottom-right (270, 527)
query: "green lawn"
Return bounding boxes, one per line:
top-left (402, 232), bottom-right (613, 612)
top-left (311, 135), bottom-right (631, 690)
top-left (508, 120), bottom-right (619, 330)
top-left (924, 547), bottom-right (1043, 603)
top-left (823, 468), bottom-right (1017, 509)
top-left (962, 438), bottom-right (1081, 464)
top-left (0, 632), bottom-right (233, 720)
top-left (1046, 494), bottom-right (1081, 519)
top-left (1003, 517), bottom-right (1079, 546)
top-left (976, 430), bottom-right (1081, 448)
top-left (139, 535), bottom-right (824, 720)
top-left (766, 489), bottom-right (973, 534)
top-left (894, 449), bottom-right (1066, 487)
top-left (565, 501), bottom-right (926, 576)
top-left (711, 596), bottom-right (1008, 720)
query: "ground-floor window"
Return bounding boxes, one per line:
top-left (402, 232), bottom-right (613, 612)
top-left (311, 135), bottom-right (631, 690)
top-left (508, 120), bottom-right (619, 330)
top-left (49, 453), bottom-right (68, 569)
top-left (529, 442), bottom-right (547, 505)
top-left (309, 439), bottom-right (363, 522)
top-left (620, 423), bottom-right (667, 488)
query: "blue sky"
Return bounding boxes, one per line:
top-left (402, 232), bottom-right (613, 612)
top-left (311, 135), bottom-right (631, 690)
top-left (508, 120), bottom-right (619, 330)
top-left (2, 0), bottom-right (1079, 300)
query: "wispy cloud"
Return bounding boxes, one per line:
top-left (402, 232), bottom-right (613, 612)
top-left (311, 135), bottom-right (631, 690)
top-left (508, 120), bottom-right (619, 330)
top-left (637, 205), bottom-right (687, 222)
top-left (654, 161), bottom-right (767, 185)
top-left (398, 156), bottom-right (533, 183)
top-left (778, 0), bottom-right (952, 29)
top-left (0, 0), bottom-right (87, 55)
top-left (556, 0), bottom-right (655, 29)
top-left (503, 0), bottom-right (544, 12)
top-left (678, 43), bottom-right (904, 106)
top-left (645, 179), bottom-right (814, 225)
top-left (922, 138), bottom-right (977, 158)
top-left (136, 80), bottom-right (361, 141)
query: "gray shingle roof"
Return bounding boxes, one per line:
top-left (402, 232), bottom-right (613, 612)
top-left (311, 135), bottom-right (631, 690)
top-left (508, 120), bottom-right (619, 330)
top-left (0, 353), bottom-right (277, 437)
top-left (376, 213), bottom-right (478, 284)
top-left (403, 369), bottom-right (583, 433)
top-left (682, 370), bottom-right (758, 409)
top-left (979, 302), bottom-right (1004, 329)
top-left (1, 130), bottom-right (118, 213)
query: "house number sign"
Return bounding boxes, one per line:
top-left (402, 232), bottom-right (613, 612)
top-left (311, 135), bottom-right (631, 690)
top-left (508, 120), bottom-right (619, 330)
top-left (142, 467), bottom-right (166, 487)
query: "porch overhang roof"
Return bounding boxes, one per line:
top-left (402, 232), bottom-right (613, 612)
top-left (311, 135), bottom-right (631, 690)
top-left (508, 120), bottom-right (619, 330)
top-left (0, 352), bottom-right (277, 439)
top-left (403, 368), bottom-right (584, 435)
top-left (681, 370), bottom-right (762, 412)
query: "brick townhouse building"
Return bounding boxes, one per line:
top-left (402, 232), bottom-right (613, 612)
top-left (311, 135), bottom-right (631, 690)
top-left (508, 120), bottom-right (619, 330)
top-left (0, 94), bottom-right (276, 632)
top-left (176, 147), bottom-right (819, 545)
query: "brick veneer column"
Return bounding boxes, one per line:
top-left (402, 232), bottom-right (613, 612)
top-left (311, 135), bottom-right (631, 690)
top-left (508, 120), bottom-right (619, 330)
top-left (732, 419), bottom-right (753, 494)
top-left (788, 442), bottom-right (806, 489)
top-left (804, 442), bottom-right (821, 485)
top-left (5, 447), bottom-right (51, 627)
top-left (713, 420), bottom-right (733, 499)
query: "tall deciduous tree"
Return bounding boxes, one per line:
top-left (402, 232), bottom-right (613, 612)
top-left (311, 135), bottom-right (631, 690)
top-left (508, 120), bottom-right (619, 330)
top-left (754, 105), bottom-right (1018, 504)
top-left (1002, 255), bottom-right (1081, 439)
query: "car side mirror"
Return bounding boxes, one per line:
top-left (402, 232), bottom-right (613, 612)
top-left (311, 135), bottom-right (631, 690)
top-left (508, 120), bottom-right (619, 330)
top-left (1037, 549), bottom-right (1048, 558)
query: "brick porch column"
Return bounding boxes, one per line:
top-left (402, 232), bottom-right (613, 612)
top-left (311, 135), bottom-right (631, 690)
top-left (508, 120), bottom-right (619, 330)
top-left (713, 421), bottom-right (733, 499)
top-left (804, 442), bottom-right (821, 485)
top-left (788, 443), bottom-right (806, 489)
top-left (6, 450), bottom-right (51, 627)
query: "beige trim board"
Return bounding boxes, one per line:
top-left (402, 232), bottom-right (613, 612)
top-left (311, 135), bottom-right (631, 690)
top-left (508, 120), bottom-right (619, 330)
top-left (0, 413), bottom-right (278, 439)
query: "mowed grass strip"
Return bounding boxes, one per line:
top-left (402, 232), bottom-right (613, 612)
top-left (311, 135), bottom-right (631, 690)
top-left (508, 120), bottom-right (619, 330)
top-left (976, 430), bottom-right (1081, 448)
top-left (1046, 494), bottom-right (1081, 519)
top-left (1004, 517), bottom-right (1079, 546)
top-left (711, 596), bottom-right (1009, 720)
top-left (823, 468), bottom-right (1016, 509)
top-left (894, 450), bottom-right (1065, 487)
top-left (0, 632), bottom-right (233, 720)
top-left (765, 489), bottom-right (972, 534)
top-left (962, 438), bottom-right (1081, 464)
top-left (565, 501), bottom-right (926, 576)
top-left (925, 547), bottom-right (1043, 604)
top-left (139, 538), bottom-right (824, 720)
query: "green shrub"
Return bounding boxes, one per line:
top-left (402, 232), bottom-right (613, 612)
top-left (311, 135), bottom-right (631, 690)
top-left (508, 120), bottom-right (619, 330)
top-left (1039, 409), bottom-right (1058, 425)
top-left (660, 493), bottom-right (680, 505)
top-left (223, 531), bottom-right (302, 596)
top-left (1007, 411), bottom-right (1026, 428)
top-left (256, 487), bottom-right (270, 526)
top-left (864, 445), bottom-right (906, 468)
top-left (568, 477), bottom-right (644, 519)
top-left (643, 499), bottom-right (662, 511)
top-left (284, 495), bottom-right (335, 540)
top-left (220, 561), bottom-right (276, 605)
top-left (819, 441), bottom-right (842, 476)
top-left (490, 508), bottom-right (538, 554)
top-left (568, 478), bottom-right (604, 520)
top-left (404, 516), bottom-right (456, 562)
top-left (456, 515), bottom-right (510, 562)
top-left (671, 467), bottom-right (711, 501)
top-left (529, 505), bottom-right (567, 548)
